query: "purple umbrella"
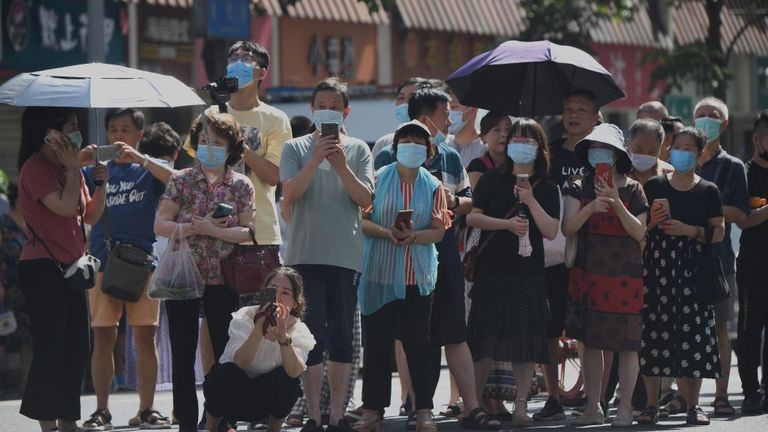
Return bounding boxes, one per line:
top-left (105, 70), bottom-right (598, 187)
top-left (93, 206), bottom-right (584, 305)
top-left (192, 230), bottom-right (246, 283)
top-left (446, 40), bottom-right (625, 116)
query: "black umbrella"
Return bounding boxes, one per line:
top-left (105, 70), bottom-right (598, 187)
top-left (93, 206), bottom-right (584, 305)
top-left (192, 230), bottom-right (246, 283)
top-left (446, 40), bottom-right (625, 116)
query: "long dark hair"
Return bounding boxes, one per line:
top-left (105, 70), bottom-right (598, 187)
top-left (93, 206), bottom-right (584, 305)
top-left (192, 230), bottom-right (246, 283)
top-left (500, 118), bottom-right (551, 178)
top-left (18, 107), bottom-right (77, 170)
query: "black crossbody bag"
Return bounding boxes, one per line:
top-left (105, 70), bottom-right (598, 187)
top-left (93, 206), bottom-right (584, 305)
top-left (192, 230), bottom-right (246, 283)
top-left (99, 205), bottom-right (153, 302)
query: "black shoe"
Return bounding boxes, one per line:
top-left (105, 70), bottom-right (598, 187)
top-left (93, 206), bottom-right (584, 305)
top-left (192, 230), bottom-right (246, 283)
top-left (326, 419), bottom-right (354, 432)
top-left (763, 394), bottom-right (768, 413)
top-left (400, 395), bottom-right (413, 416)
top-left (742, 394), bottom-right (764, 415)
top-left (533, 397), bottom-right (566, 421)
top-left (301, 419), bottom-right (324, 432)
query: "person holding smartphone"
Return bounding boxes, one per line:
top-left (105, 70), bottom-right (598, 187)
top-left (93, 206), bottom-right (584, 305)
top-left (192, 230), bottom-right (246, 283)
top-left (203, 267), bottom-right (315, 432)
top-left (355, 120), bottom-right (449, 432)
top-left (154, 112), bottom-right (255, 432)
top-left (638, 127), bottom-right (725, 426)
top-left (562, 123), bottom-right (648, 426)
top-left (16, 107), bottom-right (107, 432)
top-left (466, 118), bottom-right (560, 427)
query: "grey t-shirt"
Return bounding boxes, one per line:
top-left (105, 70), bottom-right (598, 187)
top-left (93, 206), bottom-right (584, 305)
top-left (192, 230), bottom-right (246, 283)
top-left (279, 133), bottom-right (375, 272)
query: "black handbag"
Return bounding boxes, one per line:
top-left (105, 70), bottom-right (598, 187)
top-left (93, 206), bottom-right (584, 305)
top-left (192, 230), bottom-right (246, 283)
top-left (695, 225), bottom-right (729, 304)
top-left (100, 206), bottom-right (153, 303)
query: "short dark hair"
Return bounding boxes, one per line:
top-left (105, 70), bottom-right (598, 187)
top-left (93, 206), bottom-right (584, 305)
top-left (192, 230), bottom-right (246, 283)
top-left (139, 122), bottom-right (181, 159)
top-left (479, 110), bottom-right (510, 135)
top-left (628, 119), bottom-right (665, 144)
top-left (189, 113), bottom-right (246, 168)
top-left (660, 116), bottom-right (684, 135)
top-left (502, 118), bottom-right (551, 177)
top-left (290, 115), bottom-right (314, 138)
top-left (263, 267), bottom-right (307, 319)
top-left (753, 110), bottom-right (768, 132)
top-left (397, 77), bottom-right (427, 95)
top-left (673, 126), bottom-right (707, 151)
top-left (18, 107), bottom-right (78, 170)
top-left (426, 78), bottom-right (449, 92)
top-left (227, 40), bottom-right (270, 69)
top-left (105, 108), bottom-right (145, 131)
top-left (564, 89), bottom-right (599, 113)
top-left (392, 124), bottom-right (436, 160)
top-left (408, 88), bottom-right (450, 121)
top-left (311, 77), bottom-right (349, 108)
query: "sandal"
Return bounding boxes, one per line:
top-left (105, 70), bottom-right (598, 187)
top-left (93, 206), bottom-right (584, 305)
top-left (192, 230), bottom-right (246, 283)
top-left (82, 409), bottom-right (112, 431)
top-left (712, 396), bottom-right (736, 416)
top-left (439, 404), bottom-right (462, 417)
top-left (459, 407), bottom-right (501, 430)
top-left (510, 400), bottom-right (532, 427)
top-left (415, 410), bottom-right (438, 432)
top-left (686, 406), bottom-right (710, 425)
top-left (658, 394), bottom-right (687, 418)
top-left (138, 408), bottom-right (171, 429)
top-left (286, 412), bottom-right (305, 427)
top-left (636, 406), bottom-right (658, 425)
top-left (352, 409), bottom-right (382, 432)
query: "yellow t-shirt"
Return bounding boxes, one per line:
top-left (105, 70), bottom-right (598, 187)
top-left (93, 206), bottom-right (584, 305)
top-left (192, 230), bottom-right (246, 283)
top-left (185, 102), bottom-right (292, 245)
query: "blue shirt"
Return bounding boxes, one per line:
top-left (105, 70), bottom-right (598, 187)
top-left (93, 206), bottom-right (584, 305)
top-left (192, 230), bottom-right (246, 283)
top-left (83, 160), bottom-right (167, 270)
top-left (375, 143), bottom-right (471, 266)
top-left (698, 148), bottom-right (749, 275)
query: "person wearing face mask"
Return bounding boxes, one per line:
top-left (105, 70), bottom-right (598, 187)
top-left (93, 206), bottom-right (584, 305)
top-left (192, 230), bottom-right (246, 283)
top-left (467, 118), bottom-right (560, 427)
top-left (280, 78), bottom-right (374, 432)
top-left (734, 111), bottom-right (768, 414)
top-left (562, 124), bottom-right (648, 426)
top-left (692, 96), bottom-right (749, 417)
top-left (627, 119), bottom-right (674, 186)
top-left (354, 120), bottom-right (449, 432)
top-left (638, 127), bottom-right (724, 426)
top-left (447, 90), bottom-right (485, 168)
top-left (154, 113), bottom-right (256, 432)
top-left (16, 107), bottom-right (108, 432)
top-left (370, 77), bottom-right (428, 158)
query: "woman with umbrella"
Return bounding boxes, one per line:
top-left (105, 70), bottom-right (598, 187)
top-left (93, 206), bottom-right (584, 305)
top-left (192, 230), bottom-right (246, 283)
top-left (562, 124), bottom-right (648, 427)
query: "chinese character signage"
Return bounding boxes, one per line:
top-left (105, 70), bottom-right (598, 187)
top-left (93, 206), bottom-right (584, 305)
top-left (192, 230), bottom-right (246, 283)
top-left (1, 0), bottom-right (126, 71)
top-left (308, 34), bottom-right (356, 79)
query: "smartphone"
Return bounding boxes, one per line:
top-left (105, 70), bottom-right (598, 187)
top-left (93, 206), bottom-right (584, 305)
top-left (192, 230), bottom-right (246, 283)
top-left (516, 173), bottom-right (530, 188)
top-left (595, 163), bottom-right (613, 188)
top-left (654, 198), bottom-right (671, 221)
top-left (321, 122), bottom-right (339, 138)
top-left (95, 145), bottom-right (119, 162)
top-left (394, 209), bottom-right (413, 230)
top-left (257, 287), bottom-right (276, 306)
top-left (212, 203), bottom-right (234, 219)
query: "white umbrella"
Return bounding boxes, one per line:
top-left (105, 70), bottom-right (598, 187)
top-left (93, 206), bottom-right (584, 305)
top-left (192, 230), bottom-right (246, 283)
top-left (0, 62), bottom-right (205, 108)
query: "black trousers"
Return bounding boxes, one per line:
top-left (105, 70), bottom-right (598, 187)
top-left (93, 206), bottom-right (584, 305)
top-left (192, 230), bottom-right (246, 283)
top-left (362, 285), bottom-right (434, 410)
top-left (165, 285), bottom-right (239, 429)
top-left (204, 362), bottom-right (302, 421)
top-left (736, 253), bottom-right (768, 397)
top-left (18, 259), bottom-right (90, 421)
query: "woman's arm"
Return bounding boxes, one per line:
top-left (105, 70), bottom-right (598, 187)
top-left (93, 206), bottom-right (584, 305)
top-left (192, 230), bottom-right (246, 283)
top-left (710, 216), bottom-right (725, 243)
top-left (154, 199), bottom-right (195, 238)
top-left (611, 204), bottom-right (647, 243)
top-left (190, 209), bottom-right (254, 244)
top-left (278, 337), bottom-right (305, 378)
top-left (466, 208), bottom-right (512, 231)
top-left (562, 196), bottom-right (596, 236)
top-left (83, 185), bottom-right (107, 225)
top-left (40, 169), bottom-right (82, 217)
top-left (233, 317), bottom-right (266, 370)
top-left (517, 185), bottom-right (558, 240)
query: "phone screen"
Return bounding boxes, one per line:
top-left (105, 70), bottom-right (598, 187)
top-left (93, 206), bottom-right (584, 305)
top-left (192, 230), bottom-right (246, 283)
top-left (395, 210), bottom-right (413, 229)
top-left (96, 145), bottom-right (119, 162)
top-left (257, 287), bottom-right (276, 305)
top-left (321, 122), bottom-right (339, 138)
top-left (516, 174), bottom-right (530, 188)
top-left (595, 163), bottom-right (613, 188)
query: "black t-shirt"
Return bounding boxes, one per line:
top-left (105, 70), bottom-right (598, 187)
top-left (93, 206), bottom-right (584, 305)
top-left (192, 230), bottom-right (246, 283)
top-left (740, 160), bottom-right (768, 254)
top-left (644, 175), bottom-right (723, 229)
top-left (472, 170), bottom-right (560, 276)
top-left (549, 138), bottom-right (585, 189)
top-left (467, 153), bottom-right (497, 174)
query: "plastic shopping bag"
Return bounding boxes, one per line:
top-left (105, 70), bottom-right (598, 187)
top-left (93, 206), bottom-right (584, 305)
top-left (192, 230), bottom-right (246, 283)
top-left (148, 224), bottom-right (204, 300)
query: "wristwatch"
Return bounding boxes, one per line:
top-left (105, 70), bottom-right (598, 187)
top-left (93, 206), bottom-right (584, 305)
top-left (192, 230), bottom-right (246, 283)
top-left (278, 337), bottom-right (292, 346)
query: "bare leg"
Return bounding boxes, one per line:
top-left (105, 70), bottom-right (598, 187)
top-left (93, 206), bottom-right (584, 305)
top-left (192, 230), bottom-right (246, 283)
top-left (642, 376), bottom-right (660, 408)
top-left (394, 340), bottom-right (415, 406)
top-left (582, 347), bottom-right (604, 416)
top-left (445, 343), bottom-right (479, 411)
top-left (678, 378), bottom-right (702, 410)
top-left (714, 322), bottom-right (731, 398)
top-left (512, 363), bottom-right (534, 418)
top-left (57, 419), bottom-right (77, 432)
top-left (474, 358), bottom-right (494, 406)
top-left (327, 361), bottom-right (352, 425)
top-left (543, 338), bottom-right (561, 400)
top-left (448, 373), bottom-right (461, 405)
top-left (38, 420), bottom-right (56, 431)
top-left (91, 326), bottom-right (118, 410)
top-left (302, 363), bottom-right (324, 424)
top-left (133, 325), bottom-right (159, 410)
top-left (616, 351), bottom-right (639, 419)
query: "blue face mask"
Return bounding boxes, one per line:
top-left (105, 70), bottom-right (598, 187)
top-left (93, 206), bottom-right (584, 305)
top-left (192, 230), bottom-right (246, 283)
top-left (396, 143), bottom-right (427, 169)
top-left (226, 61), bottom-right (255, 89)
top-left (425, 117), bottom-right (447, 146)
top-left (196, 144), bottom-right (228, 169)
top-left (694, 117), bottom-right (722, 142)
top-left (68, 130), bottom-right (83, 148)
top-left (394, 104), bottom-right (410, 124)
top-left (506, 142), bottom-right (538, 165)
top-left (668, 149), bottom-right (698, 172)
top-left (448, 110), bottom-right (465, 135)
top-left (312, 109), bottom-right (344, 131)
top-left (588, 148), bottom-right (615, 167)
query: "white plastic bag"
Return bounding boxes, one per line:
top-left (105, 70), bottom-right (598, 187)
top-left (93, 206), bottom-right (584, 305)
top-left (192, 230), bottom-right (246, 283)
top-left (148, 224), bottom-right (204, 300)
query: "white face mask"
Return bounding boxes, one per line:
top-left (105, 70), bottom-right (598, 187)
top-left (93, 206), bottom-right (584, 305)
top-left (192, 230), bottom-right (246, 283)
top-left (630, 153), bottom-right (657, 172)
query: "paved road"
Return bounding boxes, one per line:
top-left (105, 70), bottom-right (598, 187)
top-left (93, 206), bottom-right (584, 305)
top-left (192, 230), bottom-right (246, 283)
top-left (0, 360), bottom-right (765, 431)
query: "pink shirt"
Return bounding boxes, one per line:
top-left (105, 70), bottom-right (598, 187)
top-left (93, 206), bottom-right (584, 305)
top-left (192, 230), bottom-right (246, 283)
top-left (19, 154), bottom-right (90, 265)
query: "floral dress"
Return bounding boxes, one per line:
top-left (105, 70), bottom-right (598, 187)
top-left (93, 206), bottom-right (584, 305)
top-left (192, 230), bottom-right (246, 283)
top-left (0, 214), bottom-right (30, 348)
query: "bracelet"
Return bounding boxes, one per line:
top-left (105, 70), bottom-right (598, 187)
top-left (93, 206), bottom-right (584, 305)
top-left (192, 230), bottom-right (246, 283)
top-left (142, 154), bottom-right (149, 168)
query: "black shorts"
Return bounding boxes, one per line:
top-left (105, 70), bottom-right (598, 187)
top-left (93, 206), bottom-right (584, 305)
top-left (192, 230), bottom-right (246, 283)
top-left (430, 264), bottom-right (467, 346)
top-left (545, 264), bottom-right (569, 339)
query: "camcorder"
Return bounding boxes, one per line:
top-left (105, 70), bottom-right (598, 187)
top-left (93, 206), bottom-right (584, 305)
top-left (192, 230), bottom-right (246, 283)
top-left (202, 76), bottom-right (239, 113)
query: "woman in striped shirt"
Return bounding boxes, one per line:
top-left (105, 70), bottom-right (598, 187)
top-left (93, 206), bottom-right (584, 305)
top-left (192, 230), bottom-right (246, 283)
top-left (355, 120), bottom-right (449, 432)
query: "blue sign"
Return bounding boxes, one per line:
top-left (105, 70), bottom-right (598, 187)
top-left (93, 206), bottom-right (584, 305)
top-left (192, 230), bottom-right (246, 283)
top-left (207, 0), bottom-right (250, 39)
top-left (1, 0), bottom-right (126, 72)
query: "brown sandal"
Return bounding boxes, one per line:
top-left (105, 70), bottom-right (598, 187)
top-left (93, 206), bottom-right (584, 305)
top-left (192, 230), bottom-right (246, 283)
top-left (713, 396), bottom-right (736, 416)
top-left (686, 406), bottom-right (710, 425)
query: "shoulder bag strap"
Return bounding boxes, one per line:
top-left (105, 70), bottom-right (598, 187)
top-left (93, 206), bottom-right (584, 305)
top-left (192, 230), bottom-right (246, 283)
top-left (475, 179), bottom-right (541, 255)
top-left (26, 223), bottom-right (63, 269)
top-left (101, 203), bottom-right (112, 253)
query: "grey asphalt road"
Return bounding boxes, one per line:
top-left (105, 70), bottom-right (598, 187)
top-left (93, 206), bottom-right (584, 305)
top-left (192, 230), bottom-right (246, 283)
top-left (0, 359), bottom-right (765, 431)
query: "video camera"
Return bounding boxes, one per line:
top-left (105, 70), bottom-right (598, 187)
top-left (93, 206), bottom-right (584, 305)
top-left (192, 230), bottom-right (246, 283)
top-left (202, 76), bottom-right (239, 113)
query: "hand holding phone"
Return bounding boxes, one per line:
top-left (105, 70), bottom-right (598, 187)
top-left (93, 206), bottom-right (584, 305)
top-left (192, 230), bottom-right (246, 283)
top-left (595, 163), bottom-right (613, 188)
top-left (394, 209), bottom-right (413, 230)
top-left (652, 198), bottom-right (671, 223)
top-left (516, 173), bottom-right (530, 189)
top-left (212, 203), bottom-right (234, 219)
top-left (95, 145), bottom-right (119, 162)
top-left (321, 122), bottom-right (339, 139)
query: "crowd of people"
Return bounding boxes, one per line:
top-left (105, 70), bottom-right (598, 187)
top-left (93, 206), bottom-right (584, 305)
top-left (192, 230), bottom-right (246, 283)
top-left (3, 39), bottom-right (768, 432)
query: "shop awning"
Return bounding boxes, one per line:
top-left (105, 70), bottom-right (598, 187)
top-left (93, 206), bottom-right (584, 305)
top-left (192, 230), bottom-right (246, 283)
top-left (394, 0), bottom-right (524, 37)
top-left (590, 3), bottom-right (672, 49)
top-left (674, 1), bottom-right (768, 56)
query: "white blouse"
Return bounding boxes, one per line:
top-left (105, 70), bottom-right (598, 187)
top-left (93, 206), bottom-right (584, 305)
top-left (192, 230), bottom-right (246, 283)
top-left (219, 306), bottom-right (316, 378)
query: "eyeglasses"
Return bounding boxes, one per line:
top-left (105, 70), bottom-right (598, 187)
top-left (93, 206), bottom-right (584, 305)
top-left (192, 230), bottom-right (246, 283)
top-left (227, 55), bottom-right (259, 65)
